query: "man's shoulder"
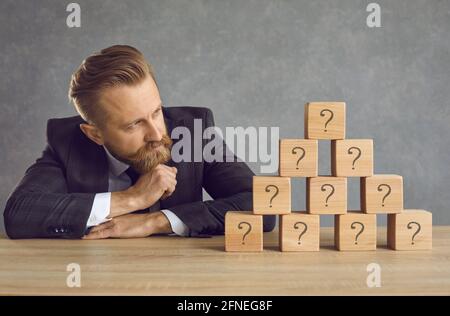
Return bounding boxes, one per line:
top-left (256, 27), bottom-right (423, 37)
top-left (45, 115), bottom-right (85, 149)
top-left (47, 115), bottom-right (85, 130)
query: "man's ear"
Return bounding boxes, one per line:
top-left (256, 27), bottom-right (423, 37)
top-left (79, 123), bottom-right (104, 145)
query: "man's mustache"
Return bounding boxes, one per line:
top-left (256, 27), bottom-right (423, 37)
top-left (147, 134), bottom-right (173, 149)
top-left (130, 134), bottom-right (173, 157)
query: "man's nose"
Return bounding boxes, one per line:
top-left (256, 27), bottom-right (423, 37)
top-left (143, 120), bottom-right (162, 142)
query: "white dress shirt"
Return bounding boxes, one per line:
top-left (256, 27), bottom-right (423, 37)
top-left (86, 146), bottom-right (190, 236)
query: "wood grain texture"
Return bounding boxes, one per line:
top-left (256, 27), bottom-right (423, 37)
top-left (0, 226), bottom-right (448, 295)
top-left (225, 211), bottom-right (263, 252)
top-left (304, 102), bottom-right (346, 140)
top-left (331, 139), bottom-right (374, 177)
top-left (253, 176), bottom-right (291, 215)
top-left (335, 212), bottom-right (377, 251)
top-left (306, 176), bottom-right (347, 214)
top-left (279, 212), bottom-right (320, 252)
top-left (279, 139), bottom-right (318, 177)
top-left (388, 210), bottom-right (432, 250)
top-left (361, 175), bottom-right (403, 213)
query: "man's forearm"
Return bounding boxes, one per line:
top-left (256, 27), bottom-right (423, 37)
top-left (109, 192), bottom-right (173, 235)
top-left (109, 190), bottom-right (141, 218)
top-left (4, 191), bottom-right (94, 239)
top-left (147, 211), bottom-right (173, 235)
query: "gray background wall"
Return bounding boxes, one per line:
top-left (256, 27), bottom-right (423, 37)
top-left (1, 0), bottom-right (449, 236)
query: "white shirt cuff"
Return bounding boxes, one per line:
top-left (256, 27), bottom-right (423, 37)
top-left (87, 192), bottom-right (111, 228)
top-left (160, 209), bottom-right (190, 237)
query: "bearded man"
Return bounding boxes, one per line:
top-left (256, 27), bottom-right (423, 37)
top-left (3, 45), bottom-right (275, 239)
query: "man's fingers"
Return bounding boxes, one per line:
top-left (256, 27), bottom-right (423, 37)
top-left (161, 191), bottom-right (171, 200)
top-left (165, 177), bottom-right (177, 192)
top-left (83, 230), bottom-right (107, 240)
top-left (88, 226), bottom-right (103, 233)
top-left (159, 164), bottom-right (177, 176)
top-left (89, 220), bottom-right (113, 233)
top-left (83, 227), bottom-right (112, 239)
top-left (161, 180), bottom-right (176, 199)
top-left (161, 164), bottom-right (177, 172)
top-left (161, 179), bottom-right (177, 200)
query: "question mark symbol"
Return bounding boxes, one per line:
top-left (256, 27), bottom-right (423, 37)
top-left (351, 221), bottom-right (365, 245)
top-left (320, 109), bottom-right (334, 132)
top-left (265, 184), bottom-right (279, 208)
top-left (377, 184), bottom-right (391, 207)
top-left (407, 221), bottom-right (421, 245)
top-left (291, 146), bottom-right (305, 170)
top-left (347, 146), bottom-right (362, 170)
top-left (294, 222), bottom-right (308, 245)
top-left (321, 184), bottom-right (335, 207)
top-left (238, 221), bottom-right (252, 245)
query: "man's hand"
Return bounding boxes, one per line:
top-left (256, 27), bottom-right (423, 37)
top-left (83, 211), bottom-right (173, 239)
top-left (109, 164), bottom-right (177, 218)
top-left (130, 164), bottom-right (178, 208)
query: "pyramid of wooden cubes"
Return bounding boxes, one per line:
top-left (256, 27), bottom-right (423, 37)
top-left (225, 102), bottom-right (432, 252)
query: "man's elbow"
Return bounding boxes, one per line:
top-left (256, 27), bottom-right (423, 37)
top-left (4, 197), bottom-right (21, 239)
top-left (3, 193), bottom-right (31, 239)
top-left (263, 215), bottom-right (276, 232)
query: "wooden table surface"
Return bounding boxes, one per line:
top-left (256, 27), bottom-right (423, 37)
top-left (1, 226), bottom-right (449, 295)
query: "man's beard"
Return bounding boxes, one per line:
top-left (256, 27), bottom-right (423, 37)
top-left (116, 134), bottom-right (173, 174)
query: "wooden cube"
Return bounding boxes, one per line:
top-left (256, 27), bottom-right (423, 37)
top-left (361, 175), bottom-right (403, 213)
top-left (332, 139), bottom-right (374, 177)
top-left (279, 212), bottom-right (320, 252)
top-left (279, 139), bottom-right (318, 177)
top-left (387, 210), bottom-right (432, 250)
top-left (306, 176), bottom-right (347, 214)
top-left (335, 212), bottom-right (377, 251)
top-left (304, 102), bottom-right (346, 139)
top-left (253, 176), bottom-right (291, 215)
top-left (225, 211), bottom-right (263, 252)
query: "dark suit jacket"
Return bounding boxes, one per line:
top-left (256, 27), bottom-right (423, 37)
top-left (3, 106), bottom-right (275, 239)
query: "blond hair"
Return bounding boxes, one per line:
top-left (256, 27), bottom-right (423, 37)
top-left (68, 45), bottom-right (156, 126)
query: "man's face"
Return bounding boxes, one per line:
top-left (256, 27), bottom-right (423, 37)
top-left (96, 75), bottom-right (172, 174)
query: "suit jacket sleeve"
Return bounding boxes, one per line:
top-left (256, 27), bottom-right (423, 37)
top-left (166, 108), bottom-right (276, 236)
top-left (3, 142), bottom-right (94, 239)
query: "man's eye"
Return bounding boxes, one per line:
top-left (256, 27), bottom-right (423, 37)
top-left (153, 108), bottom-right (162, 116)
top-left (127, 121), bottom-right (141, 129)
